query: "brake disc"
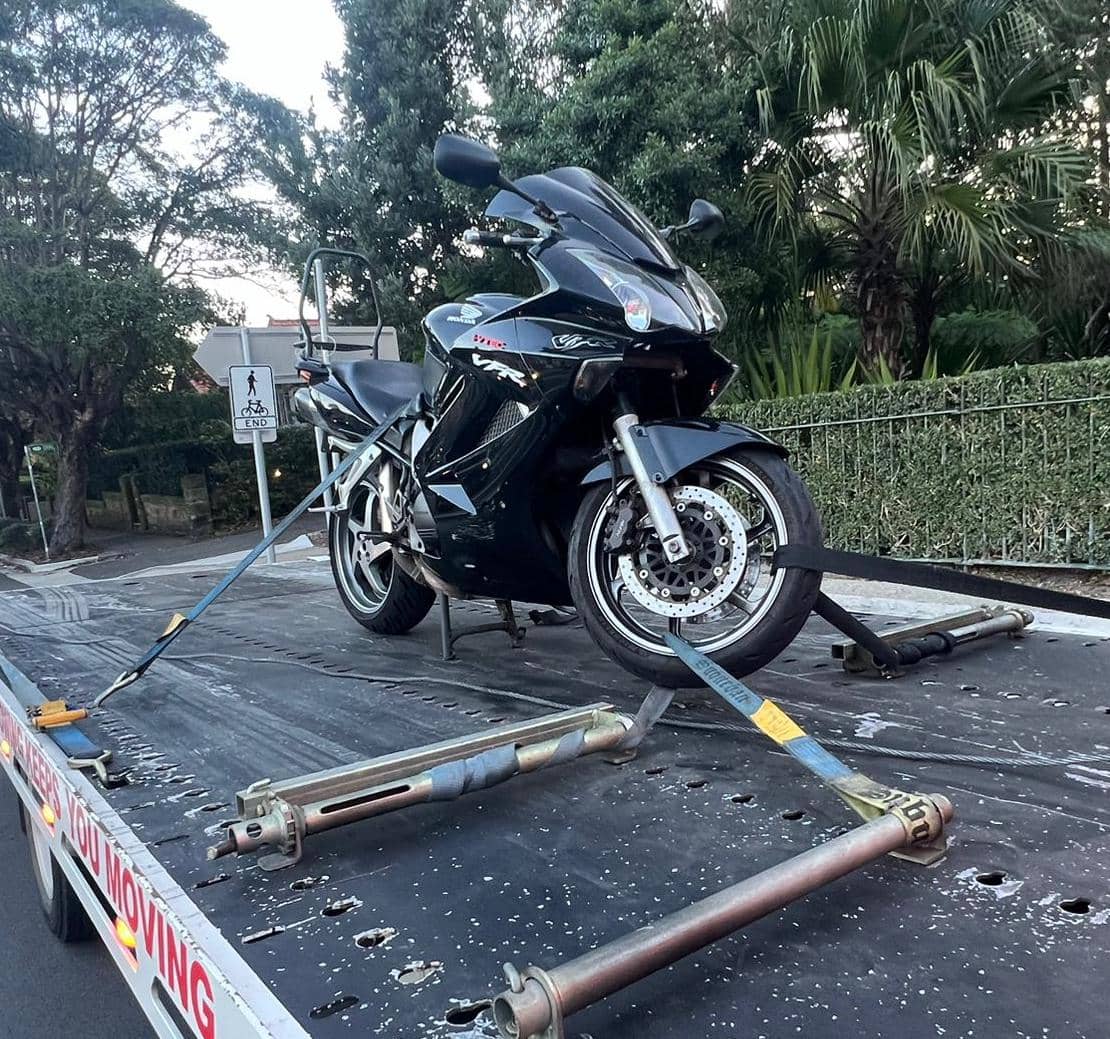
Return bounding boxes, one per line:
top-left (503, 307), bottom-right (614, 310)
top-left (618, 485), bottom-right (749, 619)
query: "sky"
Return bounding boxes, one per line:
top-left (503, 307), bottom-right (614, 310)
top-left (178, 0), bottom-right (345, 323)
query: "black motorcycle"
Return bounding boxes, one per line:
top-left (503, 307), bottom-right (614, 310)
top-left (292, 134), bottom-right (822, 687)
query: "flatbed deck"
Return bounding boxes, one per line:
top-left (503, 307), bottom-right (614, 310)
top-left (1, 563), bottom-right (1106, 1038)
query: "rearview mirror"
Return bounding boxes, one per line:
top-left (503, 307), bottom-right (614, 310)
top-left (434, 134), bottom-right (502, 189)
top-left (686, 199), bottom-right (725, 241)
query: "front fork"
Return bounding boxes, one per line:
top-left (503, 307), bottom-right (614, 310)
top-left (613, 413), bottom-right (692, 564)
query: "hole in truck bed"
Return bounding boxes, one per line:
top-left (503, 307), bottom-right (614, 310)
top-left (322, 897), bottom-right (362, 917)
top-left (393, 961), bottom-right (443, 986)
top-left (1060, 897), bottom-right (1091, 915)
top-left (444, 1000), bottom-right (492, 1026)
top-left (354, 927), bottom-right (397, 949)
top-left (242, 926), bottom-right (284, 944)
top-left (310, 995), bottom-right (360, 1019)
top-left (291, 875), bottom-right (328, 891)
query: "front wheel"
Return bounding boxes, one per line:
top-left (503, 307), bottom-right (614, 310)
top-left (569, 451), bottom-right (822, 687)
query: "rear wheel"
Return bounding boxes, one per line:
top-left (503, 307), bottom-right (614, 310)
top-left (329, 479), bottom-right (434, 635)
top-left (22, 803), bottom-right (94, 942)
top-left (569, 451), bottom-right (822, 687)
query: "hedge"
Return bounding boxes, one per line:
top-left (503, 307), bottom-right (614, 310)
top-left (87, 439), bottom-right (226, 498)
top-left (88, 428), bottom-right (320, 529)
top-left (719, 357), bottom-right (1110, 566)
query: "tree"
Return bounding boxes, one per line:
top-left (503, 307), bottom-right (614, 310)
top-left (0, 413), bottom-right (29, 519)
top-left (476, 0), bottom-right (787, 355)
top-left (749, 0), bottom-right (1092, 376)
top-left (0, 0), bottom-right (287, 553)
top-left (259, 0), bottom-right (480, 358)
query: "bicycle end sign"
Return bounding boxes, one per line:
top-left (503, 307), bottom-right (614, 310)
top-left (229, 364), bottom-right (278, 444)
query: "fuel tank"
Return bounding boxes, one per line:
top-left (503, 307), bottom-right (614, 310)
top-left (421, 293), bottom-right (524, 403)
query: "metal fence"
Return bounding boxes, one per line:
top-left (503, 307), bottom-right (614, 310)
top-left (723, 358), bottom-right (1110, 568)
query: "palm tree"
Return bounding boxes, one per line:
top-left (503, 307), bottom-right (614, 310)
top-left (748, 0), bottom-right (1091, 376)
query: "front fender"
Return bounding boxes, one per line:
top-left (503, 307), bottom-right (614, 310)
top-left (581, 417), bottom-right (787, 486)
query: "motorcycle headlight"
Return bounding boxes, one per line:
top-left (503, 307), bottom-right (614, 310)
top-left (569, 249), bottom-right (698, 333)
top-left (684, 266), bottom-right (728, 333)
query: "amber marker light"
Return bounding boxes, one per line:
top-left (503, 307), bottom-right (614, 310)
top-left (114, 917), bottom-right (140, 971)
top-left (115, 916), bottom-right (138, 950)
top-left (40, 802), bottom-right (57, 829)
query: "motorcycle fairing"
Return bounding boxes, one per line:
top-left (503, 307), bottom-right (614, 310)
top-left (580, 418), bottom-right (788, 487)
top-left (411, 302), bottom-right (633, 602)
top-left (485, 166), bottom-right (681, 271)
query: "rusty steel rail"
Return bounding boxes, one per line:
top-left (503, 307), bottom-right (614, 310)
top-left (208, 703), bottom-right (636, 871)
top-left (493, 795), bottom-right (954, 1039)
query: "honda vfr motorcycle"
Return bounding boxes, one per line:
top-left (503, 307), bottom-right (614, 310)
top-left (293, 134), bottom-right (822, 687)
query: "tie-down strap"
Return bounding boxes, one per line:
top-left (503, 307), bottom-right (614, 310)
top-left (664, 634), bottom-right (949, 863)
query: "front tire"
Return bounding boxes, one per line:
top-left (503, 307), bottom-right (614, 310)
top-left (329, 481), bottom-right (434, 636)
top-left (569, 450), bottom-right (822, 687)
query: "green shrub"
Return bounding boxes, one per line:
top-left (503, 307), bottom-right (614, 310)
top-left (88, 440), bottom-right (229, 498)
top-left (101, 389), bottom-right (232, 449)
top-left (719, 357), bottom-right (1110, 566)
top-left (89, 427), bottom-right (320, 532)
top-left (931, 309), bottom-right (1038, 371)
top-left (208, 427), bottom-right (319, 529)
top-left (0, 522), bottom-right (40, 554)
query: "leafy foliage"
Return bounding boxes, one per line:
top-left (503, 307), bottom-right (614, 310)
top-left (476, 0), bottom-right (787, 355)
top-left (723, 357), bottom-right (1110, 564)
top-left (0, 0), bottom-right (290, 551)
top-left (258, 0), bottom-right (481, 359)
top-left (740, 328), bottom-right (858, 399)
top-left (748, 0), bottom-right (1094, 375)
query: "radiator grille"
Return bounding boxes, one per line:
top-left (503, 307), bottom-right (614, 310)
top-left (478, 400), bottom-right (526, 446)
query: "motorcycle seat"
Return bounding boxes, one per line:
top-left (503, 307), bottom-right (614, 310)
top-left (329, 358), bottom-right (424, 423)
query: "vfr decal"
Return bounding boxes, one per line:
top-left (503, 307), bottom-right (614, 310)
top-left (551, 333), bottom-right (620, 352)
top-left (471, 352), bottom-right (528, 387)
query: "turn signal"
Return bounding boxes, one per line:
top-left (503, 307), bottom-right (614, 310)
top-left (0, 738), bottom-right (11, 758)
top-left (40, 803), bottom-right (57, 829)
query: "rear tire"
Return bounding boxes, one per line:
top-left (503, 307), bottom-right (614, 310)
top-left (569, 450), bottom-right (822, 687)
top-left (22, 804), bottom-right (94, 942)
top-left (329, 482), bottom-right (434, 635)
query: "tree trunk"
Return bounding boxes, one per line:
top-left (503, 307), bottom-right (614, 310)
top-left (855, 222), bottom-right (906, 378)
top-left (49, 431), bottom-right (91, 556)
top-left (909, 274), bottom-right (939, 377)
top-left (0, 417), bottom-right (29, 519)
top-left (0, 478), bottom-right (19, 520)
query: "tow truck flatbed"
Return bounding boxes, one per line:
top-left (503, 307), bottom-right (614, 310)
top-left (1, 563), bottom-right (1106, 1038)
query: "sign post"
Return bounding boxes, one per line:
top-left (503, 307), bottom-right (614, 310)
top-left (23, 445), bottom-right (49, 558)
top-left (231, 329), bottom-right (277, 564)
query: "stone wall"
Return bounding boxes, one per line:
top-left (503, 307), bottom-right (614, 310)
top-left (86, 472), bottom-right (212, 538)
top-left (85, 491), bottom-right (131, 531)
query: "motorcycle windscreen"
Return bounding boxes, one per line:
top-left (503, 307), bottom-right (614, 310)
top-left (485, 167), bottom-right (681, 272)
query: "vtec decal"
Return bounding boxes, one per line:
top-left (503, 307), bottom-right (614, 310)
top-left (473, 332), bottom-right (507, 349)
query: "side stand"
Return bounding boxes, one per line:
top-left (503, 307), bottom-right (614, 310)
top-left (439, 593), bottom-right (527, 662)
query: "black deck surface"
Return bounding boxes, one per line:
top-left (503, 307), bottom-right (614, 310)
top-left (1, 568), bottom-right (1106, 1039)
